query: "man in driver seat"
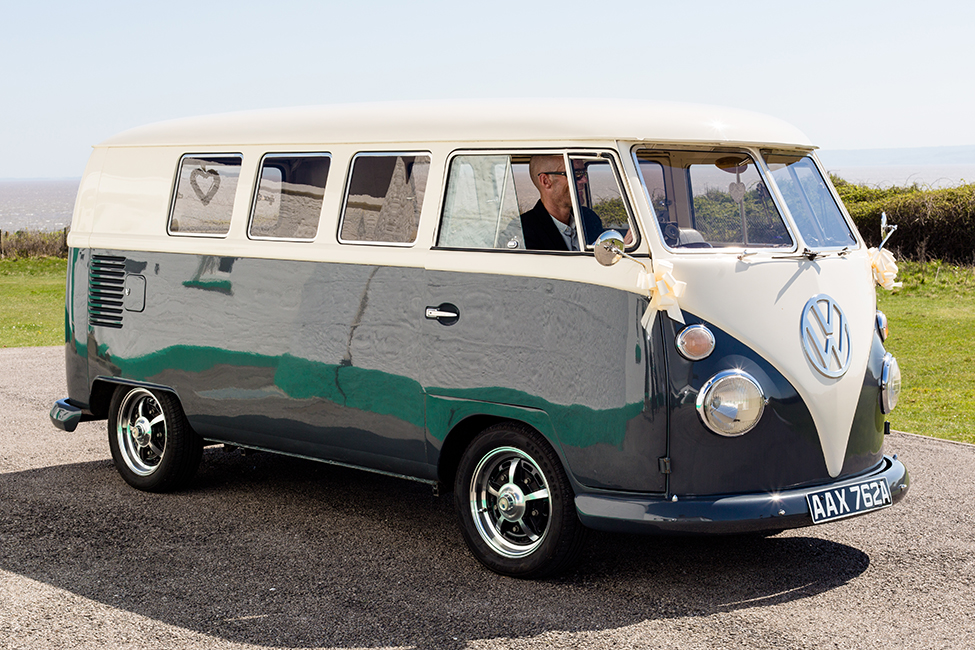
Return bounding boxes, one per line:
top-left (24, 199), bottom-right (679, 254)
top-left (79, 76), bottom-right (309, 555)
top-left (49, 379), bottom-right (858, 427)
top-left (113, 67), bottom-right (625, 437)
top-left (519, 155), bottom-right (604, 251)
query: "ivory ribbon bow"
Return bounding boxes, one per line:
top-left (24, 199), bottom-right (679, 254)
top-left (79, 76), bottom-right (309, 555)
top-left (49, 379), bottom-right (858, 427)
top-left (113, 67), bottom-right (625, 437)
top-left (868, 247), bottom-right (902, 290)
top-left (637, 260), bottom-right (687, 330)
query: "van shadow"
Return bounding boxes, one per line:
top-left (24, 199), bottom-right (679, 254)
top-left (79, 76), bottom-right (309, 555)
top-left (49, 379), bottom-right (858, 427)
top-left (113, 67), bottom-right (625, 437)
top-left (0, 449), bottom-right (870, 649)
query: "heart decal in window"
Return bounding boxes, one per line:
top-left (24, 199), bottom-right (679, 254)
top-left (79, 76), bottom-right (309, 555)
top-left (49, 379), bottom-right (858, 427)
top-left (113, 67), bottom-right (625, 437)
top-left (190, 167), bottom-right (221, 206)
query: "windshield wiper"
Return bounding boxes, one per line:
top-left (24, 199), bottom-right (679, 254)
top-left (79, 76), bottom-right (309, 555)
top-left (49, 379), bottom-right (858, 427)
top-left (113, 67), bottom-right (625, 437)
top-left (772, 247), bottom-right (851, 261)
top-left (773, 248), bottom-right (828, 261)
top-left (738, 246), bottom-right (851, 262)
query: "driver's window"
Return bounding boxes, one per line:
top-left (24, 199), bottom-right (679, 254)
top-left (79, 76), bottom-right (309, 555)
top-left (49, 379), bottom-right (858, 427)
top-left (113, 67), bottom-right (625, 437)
top-left (567, 156), bottom-right (635, 249)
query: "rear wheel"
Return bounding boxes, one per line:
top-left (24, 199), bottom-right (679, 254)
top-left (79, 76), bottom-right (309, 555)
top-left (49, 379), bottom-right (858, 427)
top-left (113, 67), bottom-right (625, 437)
top-left (453, 423), bottom-right (586, 578)
top-left (108, 386), bottom-right (202, 492)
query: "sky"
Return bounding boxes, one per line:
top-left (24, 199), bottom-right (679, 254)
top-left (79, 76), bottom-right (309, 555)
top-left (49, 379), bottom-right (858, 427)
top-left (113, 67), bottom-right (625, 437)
top-left (3, 0), bottom-right (974, 178)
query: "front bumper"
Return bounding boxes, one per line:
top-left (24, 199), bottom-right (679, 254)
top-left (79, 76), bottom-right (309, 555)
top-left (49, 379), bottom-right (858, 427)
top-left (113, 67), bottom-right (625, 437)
top-left (575, 455), bottom-right (908, 535)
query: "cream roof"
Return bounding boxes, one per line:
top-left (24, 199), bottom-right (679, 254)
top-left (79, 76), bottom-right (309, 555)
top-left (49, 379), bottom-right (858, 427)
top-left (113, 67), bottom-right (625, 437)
top-left (99, 99), bottom-right (815, 149)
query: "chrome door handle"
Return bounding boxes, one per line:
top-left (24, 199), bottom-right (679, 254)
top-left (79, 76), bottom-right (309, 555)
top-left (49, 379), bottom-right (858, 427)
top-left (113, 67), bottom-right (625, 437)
top-left (425, 308), bottom-right (458, 319)
top-left (425, 303), bottom-right (460, 325)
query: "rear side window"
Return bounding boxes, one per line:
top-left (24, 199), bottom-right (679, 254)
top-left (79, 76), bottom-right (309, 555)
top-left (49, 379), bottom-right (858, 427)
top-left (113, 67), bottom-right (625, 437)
top-left (249, 153), bottom-right (330, 240)
top-left (339, 153), bottom-right (430, 245)
top-left (169, 154), bottom-right (242, 236)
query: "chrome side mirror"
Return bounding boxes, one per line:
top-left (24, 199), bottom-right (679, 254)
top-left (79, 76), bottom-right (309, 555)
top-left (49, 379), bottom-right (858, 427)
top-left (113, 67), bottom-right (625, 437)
top-left (879, 211), bottom-right (897, 251)
top-left (594, 230), bottom-right (625, 266)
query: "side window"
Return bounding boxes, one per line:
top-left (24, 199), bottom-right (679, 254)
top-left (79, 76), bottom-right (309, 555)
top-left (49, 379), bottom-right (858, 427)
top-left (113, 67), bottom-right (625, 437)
top-left (169, 154), bottom-right (242, 236)
top-left (438, 154), bottom-right (533, 249)
top-left (636, 159), bottom-right (669, 221)
top-left (339, 153), bottom-right (430, 244)
top-left (437, 152), bottom-right (633, 252)
top-left (249, 154), bottom-right (330, 240)
top-left (568, 156), bottom-right (633, 249)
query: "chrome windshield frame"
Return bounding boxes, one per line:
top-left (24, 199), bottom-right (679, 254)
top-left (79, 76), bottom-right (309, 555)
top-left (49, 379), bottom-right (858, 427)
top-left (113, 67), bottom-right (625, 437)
top-left (630, 143), bottom-right (864, 257)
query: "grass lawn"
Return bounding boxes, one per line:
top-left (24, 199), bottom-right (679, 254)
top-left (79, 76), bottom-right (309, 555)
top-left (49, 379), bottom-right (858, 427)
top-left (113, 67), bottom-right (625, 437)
top-left (877, 261), bottom-right (975, 444)
top-left (0, 256), bottom-right (971, 444)
top-left (0, 257), bottom-right (66, 348)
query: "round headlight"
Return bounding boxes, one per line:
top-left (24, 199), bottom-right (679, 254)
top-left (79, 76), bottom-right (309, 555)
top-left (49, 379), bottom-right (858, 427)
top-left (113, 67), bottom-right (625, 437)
top-left (676, 324), bottom-right (716, 361)
top-left (881, 353), bottom-right (901, 414)
top-left (696, 370), bottom-right (767, 437)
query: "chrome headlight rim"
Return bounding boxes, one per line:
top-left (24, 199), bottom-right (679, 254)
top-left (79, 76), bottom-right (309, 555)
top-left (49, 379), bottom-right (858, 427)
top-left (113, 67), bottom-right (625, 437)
top-left (880, 353), bottom-right (901, 414)
top-left (695, 369), bottom-right (767, 437)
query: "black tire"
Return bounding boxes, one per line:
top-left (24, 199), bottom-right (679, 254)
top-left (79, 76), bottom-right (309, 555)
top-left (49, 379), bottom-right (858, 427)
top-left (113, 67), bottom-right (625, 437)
top-left (108, 385), bottom-right (203, 492)
top-left (453, 423), bottom-right (587, 578)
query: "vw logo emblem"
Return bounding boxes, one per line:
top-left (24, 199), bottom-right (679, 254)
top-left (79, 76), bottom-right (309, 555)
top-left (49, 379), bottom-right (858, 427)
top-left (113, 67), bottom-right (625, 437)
top-left (801, 294), bottom-right (851, 378)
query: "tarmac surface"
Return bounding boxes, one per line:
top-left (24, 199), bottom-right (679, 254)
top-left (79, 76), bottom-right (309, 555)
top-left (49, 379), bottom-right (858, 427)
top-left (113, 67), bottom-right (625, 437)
top-left (1, 346), bottom-right (973, 649)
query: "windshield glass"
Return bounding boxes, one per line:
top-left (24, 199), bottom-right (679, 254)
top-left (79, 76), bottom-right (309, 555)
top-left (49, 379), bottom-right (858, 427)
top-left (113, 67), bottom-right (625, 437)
top-left (763, 152), bottom-right (856, 248)
top-left (634, 149), bottom-right (792, 250)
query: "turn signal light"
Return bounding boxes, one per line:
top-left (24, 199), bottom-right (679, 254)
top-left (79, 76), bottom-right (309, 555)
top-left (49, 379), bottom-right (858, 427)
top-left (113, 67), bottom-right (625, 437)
top-left (881, 354), bottom-right (901, 414)
top-left (676, 324), bottom-right (716, 361)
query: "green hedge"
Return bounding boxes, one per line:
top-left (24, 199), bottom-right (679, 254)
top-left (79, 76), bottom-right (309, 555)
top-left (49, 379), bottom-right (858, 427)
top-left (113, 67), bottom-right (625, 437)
top-left (0, 229), bottom-right (69, 259)
top-left (833, 176), bottom-right (975, 263)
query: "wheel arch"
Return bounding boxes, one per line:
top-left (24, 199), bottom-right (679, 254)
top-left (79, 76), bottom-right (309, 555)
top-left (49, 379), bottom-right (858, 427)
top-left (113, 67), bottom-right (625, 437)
top-left (90, 377), bottom-right (182, 420)
top-left (430, 398), bottom-right (566, 491)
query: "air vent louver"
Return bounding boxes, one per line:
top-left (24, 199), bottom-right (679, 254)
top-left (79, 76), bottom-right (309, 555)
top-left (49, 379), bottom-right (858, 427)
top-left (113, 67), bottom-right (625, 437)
top-left (89, 255), bottom-right (126, 328)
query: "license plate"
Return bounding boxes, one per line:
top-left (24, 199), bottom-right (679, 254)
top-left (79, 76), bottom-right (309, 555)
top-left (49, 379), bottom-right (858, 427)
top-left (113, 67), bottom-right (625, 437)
top-left (806, 477), bottom-right (892, 524)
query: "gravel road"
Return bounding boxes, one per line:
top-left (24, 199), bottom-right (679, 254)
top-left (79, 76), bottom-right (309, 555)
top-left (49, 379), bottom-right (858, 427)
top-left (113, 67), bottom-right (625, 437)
top-left (1, 346), bottom-right (972, 650)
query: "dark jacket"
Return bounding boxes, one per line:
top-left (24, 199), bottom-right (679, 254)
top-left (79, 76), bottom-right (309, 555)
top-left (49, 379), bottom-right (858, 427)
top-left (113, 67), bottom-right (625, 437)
top-left (519, 200), bottom-right (604, 251)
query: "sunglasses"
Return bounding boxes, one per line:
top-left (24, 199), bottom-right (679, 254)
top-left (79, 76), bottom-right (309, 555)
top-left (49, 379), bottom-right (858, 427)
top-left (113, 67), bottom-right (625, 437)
top-left (539, 170), bottom-right (587, 180)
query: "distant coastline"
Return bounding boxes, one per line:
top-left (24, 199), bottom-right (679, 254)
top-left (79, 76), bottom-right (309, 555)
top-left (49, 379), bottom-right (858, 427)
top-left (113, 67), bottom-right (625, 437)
top-left (816, 144), bottom-right (975, 167)
top-left (817, 144), bottom-right (975, 188)
top-left (821, 164), bottom-right (975, 188)
top-left (3, 145), bottom-right (975, 232)
top-left (0, 179), bottom-right (79, 232)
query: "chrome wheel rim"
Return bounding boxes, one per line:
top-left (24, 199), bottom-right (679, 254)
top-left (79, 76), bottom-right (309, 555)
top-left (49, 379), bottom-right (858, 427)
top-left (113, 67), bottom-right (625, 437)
top-left (469, 446), bottom-right (552, 559)
top-left (117, 388), bottom-right (167, 476)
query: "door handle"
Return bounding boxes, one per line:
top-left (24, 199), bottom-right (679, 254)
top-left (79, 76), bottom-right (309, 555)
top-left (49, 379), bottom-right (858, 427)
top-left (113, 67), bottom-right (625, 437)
top-left (425, 308), bottom-right (458, 319)
top-left (425, 303), bottom-right (460, 325)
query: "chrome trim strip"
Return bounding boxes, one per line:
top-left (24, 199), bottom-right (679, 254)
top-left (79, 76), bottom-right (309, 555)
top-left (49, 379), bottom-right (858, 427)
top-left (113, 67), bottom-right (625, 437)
top-left (202, 438), bottom-right (439, 486)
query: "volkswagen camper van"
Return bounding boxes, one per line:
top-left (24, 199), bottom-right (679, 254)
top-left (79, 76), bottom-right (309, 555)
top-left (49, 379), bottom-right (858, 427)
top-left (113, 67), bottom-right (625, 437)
top-left (50, 100), bottom-right (909, 577)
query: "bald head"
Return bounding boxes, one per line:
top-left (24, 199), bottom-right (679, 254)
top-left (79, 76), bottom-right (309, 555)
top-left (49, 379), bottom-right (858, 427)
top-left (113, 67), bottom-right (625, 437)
top-left (529, 155), bottom-right (564, 191)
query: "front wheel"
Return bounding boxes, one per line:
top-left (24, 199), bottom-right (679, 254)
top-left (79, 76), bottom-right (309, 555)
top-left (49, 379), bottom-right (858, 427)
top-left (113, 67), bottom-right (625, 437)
top-left (453, 423), bottom-right (586, 578)
top-left (108, 386), bottom-right (202, 492)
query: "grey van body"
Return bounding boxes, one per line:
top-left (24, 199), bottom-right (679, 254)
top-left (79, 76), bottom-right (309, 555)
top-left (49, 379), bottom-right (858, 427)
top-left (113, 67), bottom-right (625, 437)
top-left (51, 100), bottom-right (909, 576)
